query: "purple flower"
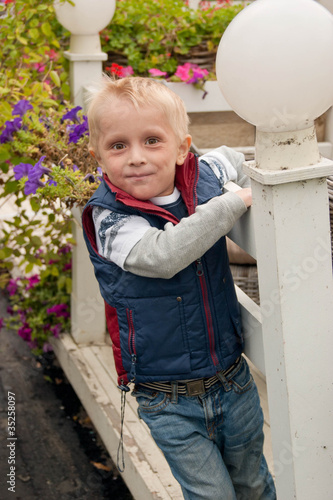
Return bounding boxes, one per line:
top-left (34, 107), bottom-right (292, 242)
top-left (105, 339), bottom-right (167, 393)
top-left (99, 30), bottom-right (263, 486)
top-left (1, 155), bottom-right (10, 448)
top-left (0, 318), bottom-right (4, 331)
top-left (0, 117), bottom-right (22, 143)
top-left (47, 304), bottom-right (70, 318)
top-left (62, 262), bottom-right (72, 272)
top-left (43, 342), bottom-right (54, 353)
top-left (59, 245), bottom-right (71, 255)
top-left (68, 116), bottom-right (89, 144)
top-left (28, 156), bottom-right (49, 181)
top-left (18, 323), bottom-right (32, 342)
top-left (47, 179), bottom-right (57, 187)
top-left (24, 178), bottom-right (45, 196)
top-left (83, 173), bottom-right (96, 183)
top-left (62, 106), bottom-right (82, 123)
top-left (13, 162), bottom-right (32, 180)
top-left (72, 164), bottom-right (79, 172)
top-left (12, 99), bottom-right (33, 117)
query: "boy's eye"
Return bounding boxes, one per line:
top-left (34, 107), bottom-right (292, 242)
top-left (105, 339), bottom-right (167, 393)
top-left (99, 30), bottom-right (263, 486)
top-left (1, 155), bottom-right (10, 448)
top-left (111, 143), bottom-right (125, 150)
top-left (146, 138), bottom-right (159, 145)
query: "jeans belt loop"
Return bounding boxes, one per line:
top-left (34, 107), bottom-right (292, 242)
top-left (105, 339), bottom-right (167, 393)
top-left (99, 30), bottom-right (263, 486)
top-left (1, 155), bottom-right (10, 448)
top-left (171, 381), bottom-right (178, 403)
top-left (216, 370), bottom-right (232, 392)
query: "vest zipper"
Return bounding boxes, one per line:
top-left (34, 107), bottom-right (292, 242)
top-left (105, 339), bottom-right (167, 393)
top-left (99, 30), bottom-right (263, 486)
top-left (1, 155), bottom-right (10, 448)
top-left (126, 309), bottom-right (137, 382)
top-left (195, 258), bottom-right (219, 368)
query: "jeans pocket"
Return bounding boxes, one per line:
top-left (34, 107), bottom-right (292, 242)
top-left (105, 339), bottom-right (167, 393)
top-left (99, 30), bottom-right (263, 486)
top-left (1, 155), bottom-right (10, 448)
top-left (131, 387), bottom-right (170, 414)
top-left (229, 358), bottom-right (254, 394)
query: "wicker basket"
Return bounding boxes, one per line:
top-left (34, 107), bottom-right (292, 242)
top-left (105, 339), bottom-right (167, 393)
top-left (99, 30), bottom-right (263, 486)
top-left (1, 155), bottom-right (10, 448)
top-left (231, 176), bottom-right (333, 306)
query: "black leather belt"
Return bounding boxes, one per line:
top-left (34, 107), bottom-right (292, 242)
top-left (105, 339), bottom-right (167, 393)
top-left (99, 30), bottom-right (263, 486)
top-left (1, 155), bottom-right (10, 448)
top-left (137, 356), bottom-right (241, 397)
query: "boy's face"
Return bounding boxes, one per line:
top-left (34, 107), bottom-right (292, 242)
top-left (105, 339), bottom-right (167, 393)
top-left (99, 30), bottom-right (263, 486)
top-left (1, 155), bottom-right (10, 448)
top-left (92, 98), bottom-right (191, 200)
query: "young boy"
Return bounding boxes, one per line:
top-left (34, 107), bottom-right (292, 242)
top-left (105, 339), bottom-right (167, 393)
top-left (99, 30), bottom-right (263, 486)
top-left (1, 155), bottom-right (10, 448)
top-left (82, 76), bottom-right (276, 500)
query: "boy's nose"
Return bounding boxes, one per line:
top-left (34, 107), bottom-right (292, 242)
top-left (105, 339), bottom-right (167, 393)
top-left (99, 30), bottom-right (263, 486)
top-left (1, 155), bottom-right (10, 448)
top-left (128, 146), bottom-right (147, 166)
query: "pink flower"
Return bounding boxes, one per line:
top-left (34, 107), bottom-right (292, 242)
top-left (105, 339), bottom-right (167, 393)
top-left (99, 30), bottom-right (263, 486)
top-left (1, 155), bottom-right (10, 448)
top-left (33, 63), bottom-right (46, 73)
top-left (120, 66), bottom-right (134, 77)
top-left (149, 68), bottom-right (168, 78)
top-left (174, 63), bottom-right (192, 82)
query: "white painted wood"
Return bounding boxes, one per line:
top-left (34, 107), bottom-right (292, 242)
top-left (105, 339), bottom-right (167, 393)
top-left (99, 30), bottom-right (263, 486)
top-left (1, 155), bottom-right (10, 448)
top-left (70, 219), bottom-right (106, 344)
top-left (235, 286), bottom-right (265, 376)
top-left (246, 159), bottom-right (333, 499)
top-left (164, 81), bottom-right (232, 113)
top-left (224, 181), bottom-right (257, 259)
top-left (51, 334), bottom-right (183, 500)
top-left (200, 142), bottom-right (333, 158)
top-left (65, 51), bottom-right (107, 108)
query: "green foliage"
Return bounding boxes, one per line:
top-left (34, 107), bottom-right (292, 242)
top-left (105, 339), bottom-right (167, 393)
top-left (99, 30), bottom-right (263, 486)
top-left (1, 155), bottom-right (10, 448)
top-left (102, 0), bottom-right (244, 76)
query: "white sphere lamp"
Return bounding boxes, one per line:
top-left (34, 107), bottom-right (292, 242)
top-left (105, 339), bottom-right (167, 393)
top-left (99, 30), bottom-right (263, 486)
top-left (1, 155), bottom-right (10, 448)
top-left (216, 0), bottom-right (333, 168)
top-left (54, 0), bottom-right (116, 54)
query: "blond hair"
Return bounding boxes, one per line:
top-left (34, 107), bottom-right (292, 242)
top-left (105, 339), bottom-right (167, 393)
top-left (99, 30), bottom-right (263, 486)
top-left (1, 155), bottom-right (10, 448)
top-left (86, 75), bottom-right (190, 154)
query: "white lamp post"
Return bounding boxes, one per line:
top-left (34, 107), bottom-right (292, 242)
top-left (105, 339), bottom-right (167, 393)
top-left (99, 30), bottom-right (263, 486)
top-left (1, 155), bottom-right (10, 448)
top-left (54, 0), bottom-right (116, 107)
top-left (216, 0), bottom-right (333, 498)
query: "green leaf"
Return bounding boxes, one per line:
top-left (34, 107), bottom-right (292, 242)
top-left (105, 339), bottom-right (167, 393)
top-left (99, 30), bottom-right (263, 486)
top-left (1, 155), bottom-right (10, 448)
top-left (29, 197), bottom-right (40, 212)
top-left (4, 181), bottom-right (19, 195)
top-left (25, 262), bottom-right (34, 274)
top-left (50, 71), bottom-right (61, 87)
top-left (41, 22), bottom-right (52, 38)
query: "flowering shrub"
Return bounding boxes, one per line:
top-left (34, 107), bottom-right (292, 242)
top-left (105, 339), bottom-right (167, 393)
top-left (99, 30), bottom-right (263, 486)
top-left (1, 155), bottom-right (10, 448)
top-left (102, 0), bottom-right (244, 77)
top-left (0, 245), bottom-right (72, 354)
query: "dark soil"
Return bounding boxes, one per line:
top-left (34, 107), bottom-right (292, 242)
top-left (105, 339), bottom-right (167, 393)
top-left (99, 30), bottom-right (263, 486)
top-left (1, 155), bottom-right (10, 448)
top-left (0, 291), bottom-right (133, 500)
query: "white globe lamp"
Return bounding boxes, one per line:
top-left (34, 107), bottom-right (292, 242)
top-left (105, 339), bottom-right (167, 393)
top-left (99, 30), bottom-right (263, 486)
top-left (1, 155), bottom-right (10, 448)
top-left (216, 0), bottom-right (333, 169)
top-left (54, 0), bottom-right (116, 54)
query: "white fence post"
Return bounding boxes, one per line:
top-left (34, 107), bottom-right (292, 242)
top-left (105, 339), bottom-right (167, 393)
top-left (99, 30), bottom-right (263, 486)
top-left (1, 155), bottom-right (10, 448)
top-left (54, 0), bottom-right (116, 343)
top-left (243, 138), bottom-right (333, 498)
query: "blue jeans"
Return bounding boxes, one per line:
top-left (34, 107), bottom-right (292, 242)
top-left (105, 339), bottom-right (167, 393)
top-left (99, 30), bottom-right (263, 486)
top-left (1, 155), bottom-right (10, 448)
top-left (132, 357), bottom-right (276, 500)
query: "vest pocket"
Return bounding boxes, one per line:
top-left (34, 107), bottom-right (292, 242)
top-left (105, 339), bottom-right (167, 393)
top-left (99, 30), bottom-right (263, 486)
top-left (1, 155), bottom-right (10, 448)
top-left (120, 295), bottom-right (192, 378)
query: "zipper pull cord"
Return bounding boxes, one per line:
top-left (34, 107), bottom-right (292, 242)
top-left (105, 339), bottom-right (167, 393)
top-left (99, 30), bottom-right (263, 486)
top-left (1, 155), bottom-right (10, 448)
top-left (116, 383), bottom-right (130, 472)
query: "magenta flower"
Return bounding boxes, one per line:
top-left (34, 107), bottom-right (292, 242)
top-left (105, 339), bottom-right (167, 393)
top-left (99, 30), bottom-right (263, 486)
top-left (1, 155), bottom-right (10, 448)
top-left (18, 324), bottom-right (32, 341)
top-left (26, 275), bottom-right (40, 290)
top-left (149, 68), bottom-right (168, 78)
top-left (62, 262), bottom-right (72, 272)
top-left (7, 279), bottom-right (19, 296)
top-left (47, 304), bottom-right (70, 318)
top-left (0, 318), bottom-right (4, 331)
top-left (12, 99), bottom-right (33, 117)
top-left (50, 323), bottom-right (62, 338)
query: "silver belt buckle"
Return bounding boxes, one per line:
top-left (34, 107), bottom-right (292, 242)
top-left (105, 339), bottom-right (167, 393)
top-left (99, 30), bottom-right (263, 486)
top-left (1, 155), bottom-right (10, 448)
top-left (186, 379), bottom-right (205, 396)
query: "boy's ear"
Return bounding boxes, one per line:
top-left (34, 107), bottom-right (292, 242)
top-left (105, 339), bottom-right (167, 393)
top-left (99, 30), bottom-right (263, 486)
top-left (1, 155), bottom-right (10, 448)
top-left (176, 135), bottom-right (192, 165)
